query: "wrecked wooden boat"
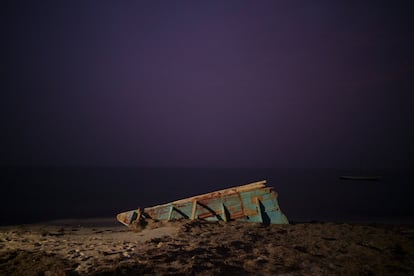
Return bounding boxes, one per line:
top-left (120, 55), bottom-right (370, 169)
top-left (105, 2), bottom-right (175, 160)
top-left (117, 180), bottom-right (288, 228)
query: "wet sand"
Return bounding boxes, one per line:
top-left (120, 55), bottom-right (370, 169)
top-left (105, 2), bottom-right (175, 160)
top-left (0, 218), bottom-right (413, 275)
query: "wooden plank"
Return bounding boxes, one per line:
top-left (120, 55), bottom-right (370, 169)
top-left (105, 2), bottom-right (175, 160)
top-left (167, 205), bottom-right (174, 221)
top-left (256, 198), bottom-right (263, 223)
top-left (149, 180), bottom-right (267, 209)
top-left (191, 200), bottom-right (197, 220)
top-left (221, 203), bottom-right (228, 222)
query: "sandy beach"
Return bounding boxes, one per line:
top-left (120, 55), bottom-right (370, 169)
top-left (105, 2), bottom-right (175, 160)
top-left (0, 218), bottom-right (413, 275)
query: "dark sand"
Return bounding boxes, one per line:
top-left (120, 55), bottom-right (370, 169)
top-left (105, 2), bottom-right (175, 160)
top-left (0, 218), bottom-right (413, 275)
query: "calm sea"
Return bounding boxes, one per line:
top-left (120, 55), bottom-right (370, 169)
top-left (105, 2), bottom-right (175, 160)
top-left (0, 167), bottom-right (412, 225)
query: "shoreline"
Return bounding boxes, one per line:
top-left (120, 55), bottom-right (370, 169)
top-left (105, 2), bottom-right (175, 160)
top-left (1, 219), bottom-right (413, 275)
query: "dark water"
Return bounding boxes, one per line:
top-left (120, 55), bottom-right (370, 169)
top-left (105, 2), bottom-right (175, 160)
top-left (0, 167), bottom-right (413, 225)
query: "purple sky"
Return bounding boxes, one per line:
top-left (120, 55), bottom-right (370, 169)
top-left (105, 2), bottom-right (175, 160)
top-left (1, 1), bottom-right (413, 168)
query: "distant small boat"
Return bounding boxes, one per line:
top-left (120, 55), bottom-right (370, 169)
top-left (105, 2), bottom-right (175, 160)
top-left (339, 176), bottom-right (381, 181)
top-left (117, 180), bottom-right (289, 228)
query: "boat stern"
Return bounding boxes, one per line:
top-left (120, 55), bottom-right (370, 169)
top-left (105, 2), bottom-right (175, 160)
top-left (116, 210), bottom-right (140, 227)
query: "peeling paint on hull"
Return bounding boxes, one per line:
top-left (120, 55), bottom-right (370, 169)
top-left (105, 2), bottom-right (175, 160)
top-left (117, 180), bottom-right (289, 228)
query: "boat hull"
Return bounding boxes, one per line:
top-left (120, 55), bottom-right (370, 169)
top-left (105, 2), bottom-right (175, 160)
top-left (117, 180), bottom-right (289, 227)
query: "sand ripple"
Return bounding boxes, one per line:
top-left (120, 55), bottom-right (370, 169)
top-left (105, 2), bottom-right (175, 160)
top-left (0, 219), bottom-right (413, 275)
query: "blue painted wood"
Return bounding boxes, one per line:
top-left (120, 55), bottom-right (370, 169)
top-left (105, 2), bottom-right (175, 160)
top-left (117, 181), bottom-right (289, 226)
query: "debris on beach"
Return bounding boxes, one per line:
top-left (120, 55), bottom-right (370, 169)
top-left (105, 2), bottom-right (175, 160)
top-left (117, 180), bottom-right (289, 228)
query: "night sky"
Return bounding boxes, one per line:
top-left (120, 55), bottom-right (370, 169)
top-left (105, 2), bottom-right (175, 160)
top-left (1, 1), bottom-right (413, 169)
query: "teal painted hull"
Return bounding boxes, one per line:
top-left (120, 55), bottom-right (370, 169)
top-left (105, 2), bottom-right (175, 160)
top-left (117, 180), bottom-right (288, 227)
